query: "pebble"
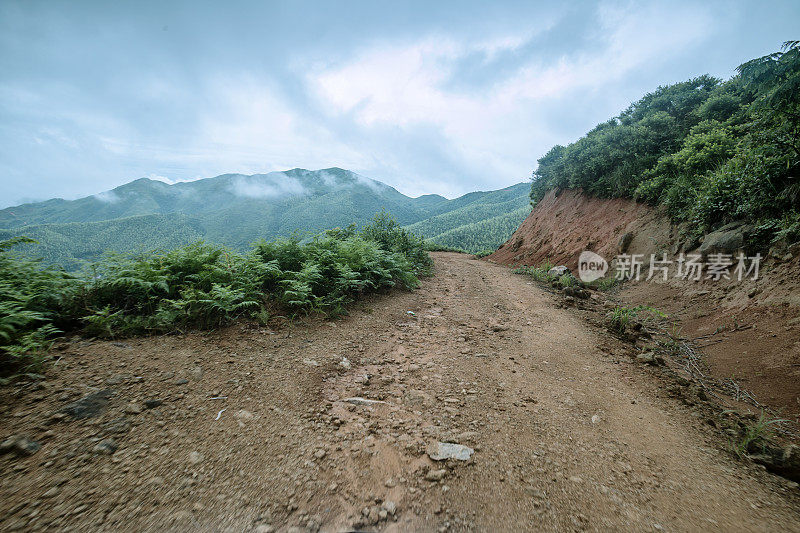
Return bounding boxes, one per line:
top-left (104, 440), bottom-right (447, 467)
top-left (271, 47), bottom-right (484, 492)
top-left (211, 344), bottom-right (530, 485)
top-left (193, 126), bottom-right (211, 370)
top-left (42, 486), bottom-right (61, 498)
top-left (189, 365), bottom-right (203, 380)
top-left (0, 435), bottom-right (41, 457)
top-left (92, 439), bottom-right (118, 455)
top-left (427, 442), bottom-right (474, 461)
top-left (636, 352), bottom-right (656, 365)
top-left (124, 403), bottom-right (143, 415)
top-left (425, 469), bottom-right (447, 481)
top-left (61, 389), bottom-right (113, 419)
top-left (48, 413), bottom-right (68, 424)
top-left (383, 500), bottom-right (397, 515)
top-left (144, 399), bottom-right (163, 409)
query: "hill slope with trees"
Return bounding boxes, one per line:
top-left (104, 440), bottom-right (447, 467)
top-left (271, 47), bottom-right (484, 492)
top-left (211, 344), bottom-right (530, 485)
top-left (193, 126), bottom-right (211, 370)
top-left (0, 169), bottom-right (529, 268)
top-left (529, 41), bottom-right (799, 248)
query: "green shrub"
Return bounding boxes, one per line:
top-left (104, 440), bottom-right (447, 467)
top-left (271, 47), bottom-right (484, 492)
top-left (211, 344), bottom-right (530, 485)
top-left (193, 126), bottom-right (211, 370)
top-left (361, 210), bottom-right (433, 276)
top-left (557, 274), bottom-right (577, 288)
top-left (732, 411), bottom-right (787, 457)
top-left (0, 211), bottom-right (432, 375)
top-left (0, 238), bottom-right (80, 374)
top-left (596, 276), bottom-right (621, 291)
top-left (531, 42), bottom-right (800, 248)
top-left (606, 305), bottom-right (666, 334)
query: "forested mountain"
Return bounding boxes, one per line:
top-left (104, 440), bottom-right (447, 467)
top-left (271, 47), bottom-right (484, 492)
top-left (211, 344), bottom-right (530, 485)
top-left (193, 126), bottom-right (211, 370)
top-left (1, 168), bottom-right (529, 268)
top-left (530, 41), bottom-right (800, 247)
top-left (418, 207), bottom-right (531, 253)
top-left (405, 183), bottom-right (531, 252)
top-left (0, 215), bottom-right (205, 271)
top-left (0, 168), bottom-right (423, 231)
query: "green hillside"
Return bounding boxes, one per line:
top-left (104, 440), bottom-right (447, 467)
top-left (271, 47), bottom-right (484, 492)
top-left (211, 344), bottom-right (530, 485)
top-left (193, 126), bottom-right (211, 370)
top-left (418, 206), bottom-right (531, 253)
top-left (1, 168), bottom-right (530, 268)
top-left (530, 42), bottom-right (800, 247)
top-left (404, 183), bottom-right (530, 252)
top-left (0, 214), bottom-right (206, 271)
top-left (0, 168), bottom-right (418, 230)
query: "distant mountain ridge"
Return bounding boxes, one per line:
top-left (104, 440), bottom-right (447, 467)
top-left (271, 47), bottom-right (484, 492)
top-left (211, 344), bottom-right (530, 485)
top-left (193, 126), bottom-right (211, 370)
top-left (0, 168), bottom-right (529, 269)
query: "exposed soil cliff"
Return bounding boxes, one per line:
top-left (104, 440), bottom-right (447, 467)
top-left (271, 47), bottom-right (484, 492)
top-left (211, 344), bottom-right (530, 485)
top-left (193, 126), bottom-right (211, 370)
top-left (488, 188), bottom-right (671, 269)
top-left (489, 188), bottom-right (800, 427)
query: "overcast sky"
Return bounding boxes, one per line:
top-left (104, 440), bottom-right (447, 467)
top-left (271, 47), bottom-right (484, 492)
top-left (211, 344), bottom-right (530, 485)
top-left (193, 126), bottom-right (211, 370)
top-left (1, 1), bottom-right (798, 207)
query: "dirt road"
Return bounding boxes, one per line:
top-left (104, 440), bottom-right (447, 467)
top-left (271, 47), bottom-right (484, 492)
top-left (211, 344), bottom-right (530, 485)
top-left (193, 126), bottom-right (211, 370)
top-left (2, 252), bottom-right (799, 532)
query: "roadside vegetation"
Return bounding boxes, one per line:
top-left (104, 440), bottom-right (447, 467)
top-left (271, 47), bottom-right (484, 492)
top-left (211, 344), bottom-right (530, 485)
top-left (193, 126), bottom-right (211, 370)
top-left (530, 41), bottom-right (800, 247)
top-left (606, 305), bottom-right (666, 335)
top-left (731, 411), bottom-right (789, 458)
top-left (0, 212), bottom-right (431, 377)
top-left (512, 263), bottom-right (555, 282)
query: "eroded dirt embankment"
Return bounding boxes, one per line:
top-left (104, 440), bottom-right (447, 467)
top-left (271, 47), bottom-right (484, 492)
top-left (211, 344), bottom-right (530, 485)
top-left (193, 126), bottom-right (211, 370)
top-left (489, 188), bottom-right (800, 427)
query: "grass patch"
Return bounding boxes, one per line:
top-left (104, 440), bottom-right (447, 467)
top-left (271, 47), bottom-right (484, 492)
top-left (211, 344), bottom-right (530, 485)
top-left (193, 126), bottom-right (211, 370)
top-left (731, 411), bottom-right (788, 457)
top-left (557, 273), bottom-right (577, 288)
top-left (606, 305), bottom-right (666, 334)
top-left (593, 276), bottom-right (621, 291)
top-left (513, 262), bottom-right (555, 283)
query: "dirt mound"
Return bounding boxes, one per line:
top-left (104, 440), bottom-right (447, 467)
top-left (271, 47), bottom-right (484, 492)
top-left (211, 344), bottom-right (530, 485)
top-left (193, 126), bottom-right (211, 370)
top-left (488, 188), bottom-right (800, 426)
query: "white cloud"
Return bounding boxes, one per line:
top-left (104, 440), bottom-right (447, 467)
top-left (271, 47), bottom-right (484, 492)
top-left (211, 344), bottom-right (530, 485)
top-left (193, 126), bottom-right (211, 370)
top-left (228, 173), bottom-right (307, 199)
top-left (2, 0), bottom-right (792, 209)
top-left (193, 77), bottom-right (370, 173)
top-left (306, 1), bottom-right (715, 194)
top-left (147, 174), bottom-right (199, 185)
top-left (93, 190), bottom-right (121, 203)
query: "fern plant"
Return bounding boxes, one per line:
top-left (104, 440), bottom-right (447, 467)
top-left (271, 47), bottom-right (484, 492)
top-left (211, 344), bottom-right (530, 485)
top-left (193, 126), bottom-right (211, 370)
top-left (1, 210), bottom-right (432, 375)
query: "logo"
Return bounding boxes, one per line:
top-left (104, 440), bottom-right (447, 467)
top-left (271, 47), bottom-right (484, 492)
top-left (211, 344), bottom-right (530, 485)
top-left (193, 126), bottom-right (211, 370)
top-left (578, 250), bottom-right (608, 282)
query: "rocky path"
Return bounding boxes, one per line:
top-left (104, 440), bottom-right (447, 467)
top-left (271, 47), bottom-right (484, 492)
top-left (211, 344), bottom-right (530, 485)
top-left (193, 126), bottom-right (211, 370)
top-left (2, 252), bottom-right (799, 532)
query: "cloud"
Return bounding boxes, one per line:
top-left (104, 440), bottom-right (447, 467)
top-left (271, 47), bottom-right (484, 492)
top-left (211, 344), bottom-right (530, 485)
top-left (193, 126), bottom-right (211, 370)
top-left (353, 172), bottom-right (385, 192)
top-left (307, 2), bottom-right (715, 196)
top-left (147, 174), bottom-right (199, 185)
top-left (228, 173), bottom-right (307, 199)
top-left (93, 190), bottom-right (121, 203)
top-left (1, 0), bottom-right (796, 207)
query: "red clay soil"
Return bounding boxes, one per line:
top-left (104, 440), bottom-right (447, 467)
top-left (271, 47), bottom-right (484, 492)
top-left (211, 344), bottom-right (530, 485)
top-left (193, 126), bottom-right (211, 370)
top-left (488, 188), bottom-right (668, 269)
top-left (621, 267), bottom-right (800, 425)
top-left (489, 188), bottom-right (800, 426)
